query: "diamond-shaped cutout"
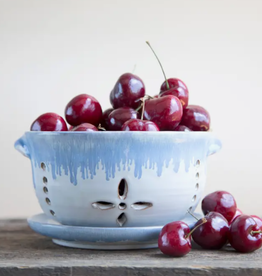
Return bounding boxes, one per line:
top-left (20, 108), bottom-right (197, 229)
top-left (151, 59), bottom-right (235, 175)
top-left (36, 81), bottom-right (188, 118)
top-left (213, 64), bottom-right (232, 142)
top-left (131, 202), bottom-right (153, 211)
top-left (116, 212), bottom-right (127, 227)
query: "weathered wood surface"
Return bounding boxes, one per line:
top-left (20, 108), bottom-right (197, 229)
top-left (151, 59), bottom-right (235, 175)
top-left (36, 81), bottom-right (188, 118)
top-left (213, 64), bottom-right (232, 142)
top-left (0, 219), bottom-right (261, 276)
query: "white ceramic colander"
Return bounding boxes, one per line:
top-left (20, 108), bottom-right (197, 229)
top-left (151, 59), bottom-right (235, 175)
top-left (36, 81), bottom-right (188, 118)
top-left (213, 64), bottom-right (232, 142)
top-left (15, 131), bottom-right (221, 227)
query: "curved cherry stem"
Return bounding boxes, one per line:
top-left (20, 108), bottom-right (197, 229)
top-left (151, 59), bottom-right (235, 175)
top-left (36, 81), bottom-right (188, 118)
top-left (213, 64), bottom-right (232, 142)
top-left (185, 218), bottom-right (207, 239)
top-left (146, 41), bottom-right (169, 90)
top-left (187, 210), bottom-right (200, 221)
top-left (251, 230), bottom-right (262, 235)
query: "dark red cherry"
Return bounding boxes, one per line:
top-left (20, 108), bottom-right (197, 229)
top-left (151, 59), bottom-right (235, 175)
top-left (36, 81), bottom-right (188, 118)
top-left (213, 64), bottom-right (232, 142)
top-left (229, 209), bottom-right (243, 225)
top-left (158, 221), bottom-right (191, 257)
top-left (144, 95), bottom-right (183, 130)
top-left (65, 94), bottom-right (102, 127)
top-left (160, 86), bottom-right (188, 108)
top-left (174, 125), bottom-right (191, 131)
top-left (71, 123), bottom-right (98, 132)
top-left (192, 212), bottom-right (229, 249)
top-left (181, 105), bottom-right (210, 131)
top-left (228, 215), bottom-right (262, 253)
top-left (251, 215), bottom-right (262, 231)
top-left (108, 107), bottom-right (138, 131)
top-left (202, 191), bottom-right (237, 222)
top-left (110, 73), bottom-right (145, 109)
top-left (30, 113), bottom-right (68, 131)
top-left (100, 108), bottom-right (114, 129)
top-left (160, 78), bottom-right (188, 93)
top-left (121, 119), bottom-right (159, 131)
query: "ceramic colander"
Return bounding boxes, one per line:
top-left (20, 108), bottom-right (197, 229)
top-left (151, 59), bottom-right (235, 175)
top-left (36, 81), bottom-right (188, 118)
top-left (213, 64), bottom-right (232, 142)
top-left (15, 131), bottom-right (221, 227)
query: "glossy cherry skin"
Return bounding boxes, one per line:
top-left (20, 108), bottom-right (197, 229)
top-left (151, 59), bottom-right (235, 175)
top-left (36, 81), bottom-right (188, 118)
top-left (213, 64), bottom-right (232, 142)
top-left (202, 191), bottom-right (237, 222)
top-left (160, 87), bottom-right (188, 108)
top-left (71, 123), bottom-right (98, 132)
top-left (160, 78), bottom-right (188, 92)
top-left (181, 105), bottom-right (210, 131)
top-left (65, 94), bottom-right (102, 126)
top-left (192, 212), bottom-right (229, 249)
top-left (121, 119), bottom-right (159, 131)
top-left (144, 95), bottom-right (183, 130)
top-left (158, 221), bottom-right (191, 257)
top-left (110, 73), bottom-right (145, 109)
top-left (108, 107), bottom-right (138, 131)
top-left (30, 113), bottom-right (68, 131)
top-left (229, 209), bottom-right (243, 225)
top-left (251, 215), bottom-right (262, 231)
top-left (228, 215), bottom-right (262, 253)
top-left (174, 125), bottom-right (191, 131)
top-left (100, 108), bottom-right (114, 129)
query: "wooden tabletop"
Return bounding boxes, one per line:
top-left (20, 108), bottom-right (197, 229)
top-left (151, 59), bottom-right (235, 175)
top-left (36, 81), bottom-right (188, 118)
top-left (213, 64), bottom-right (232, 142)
top-left (0, 219), bottom-right (262, 276)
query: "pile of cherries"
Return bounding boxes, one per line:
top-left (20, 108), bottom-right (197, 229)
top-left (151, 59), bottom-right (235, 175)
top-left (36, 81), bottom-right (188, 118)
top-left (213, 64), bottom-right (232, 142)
top-left (158, 191), bottom-right (262, 257)
top-left (30, 42), bottom-right (210, 132)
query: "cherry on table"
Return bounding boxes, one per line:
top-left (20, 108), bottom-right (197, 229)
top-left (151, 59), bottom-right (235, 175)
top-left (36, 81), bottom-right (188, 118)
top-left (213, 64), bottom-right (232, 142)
top-left (251, 215), bottom-right (262, 231)
top-left (121, 119), bottom-right (159, 131)
top-left (65, 94), bottom-right (102, 127)
top-left (71, 123), bottom-right (98, 132)
top-left (108, 107), bottom-right (138, 131)
top-left (181, 105), bottom-right (210, 131)
top-left (144, 95), bottom-right (183, 130)
top-left (202, 191), bottom-right (237, 222)
top-left (228, 215), bottom-right (262, 253)
top-left (229, 209), bottom-right (243, 225)
top-left (110, 73), bottom-right (145, 109)
top-left (192, 211), bottom-right (229, 249)
top-left (158, 221), bottom-right (192, 257)
top-left (30, 113), bottom-right (68, 131)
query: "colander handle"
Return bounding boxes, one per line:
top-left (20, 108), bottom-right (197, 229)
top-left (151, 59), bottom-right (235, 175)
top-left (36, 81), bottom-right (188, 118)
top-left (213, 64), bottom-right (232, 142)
top-left (14, 135), bottom-right (30, 158)
top-left (207, 137), bottom-right (222, 156)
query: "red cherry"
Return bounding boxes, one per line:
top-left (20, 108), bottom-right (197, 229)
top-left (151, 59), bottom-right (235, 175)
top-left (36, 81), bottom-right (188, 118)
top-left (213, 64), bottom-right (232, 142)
top-left (100, 108), bottom-right (114, 129)
top-left (181, 105), bottom-right (210, 131)
top-left (65, 94), bottom-right (102, 127)
top-left (251, 215), bottom-right (262, 231)
top-left (108, 107), bottom-right (138, 131)
top-left (174, 125), bottom-right (191, 131)
top-left (144, 95), bottom-right (183, 130)
top-left (202, 191), bottom-right (237, 222)
top-left (158, 221), bottom-right (191, 257)
top-left (160, 86), bottom-right (188, 108)
top-left (30, 113), bottom-right (68, 131)
top-left (192, 212), bottom-right (229, 249)
top-left (229, 209), bottom-right (243, 225)
top-left (110, 73), bottom-right (145, 109)
top-left (160, 78), bottom-right (188, 93)
top-left (228, 215), bottom-right (262, 253)
top-left (121, 119), bottom-right (159, 131)
top-left (71, 123), bottom-right (98, 132)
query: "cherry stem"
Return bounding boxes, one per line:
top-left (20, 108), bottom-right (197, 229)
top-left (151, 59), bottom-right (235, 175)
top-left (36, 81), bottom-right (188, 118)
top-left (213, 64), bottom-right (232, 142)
top-left (251, 230), bottom-right (262, 235)
top-left (185, 218), bottom-right (207, 239)
top-left (132, 64), bottom-right (137, 74)
top-left (141, 98), bottom-right (145, 120)
top-left (135, 95), bottom-right (154, 115)
top-left (146, 41), bottom-right (169, 90)
top-left (98, 124), bottom-right (106, 131)
top-left (187, 210), bottom-right (199, 221)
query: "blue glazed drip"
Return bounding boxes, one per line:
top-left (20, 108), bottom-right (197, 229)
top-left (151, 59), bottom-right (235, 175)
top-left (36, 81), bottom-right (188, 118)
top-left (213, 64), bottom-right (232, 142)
top-left (25, 132), bottom-right (208, 185)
